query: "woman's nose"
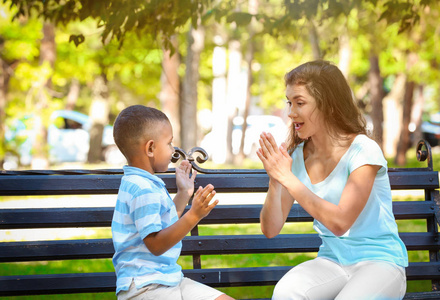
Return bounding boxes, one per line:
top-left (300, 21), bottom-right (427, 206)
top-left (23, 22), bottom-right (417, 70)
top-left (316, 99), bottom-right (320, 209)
top-left (288, 107), bottom-right (298, 118)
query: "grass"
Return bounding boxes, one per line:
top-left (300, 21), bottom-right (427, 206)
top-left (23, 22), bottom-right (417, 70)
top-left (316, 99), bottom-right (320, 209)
top-left (386, 146), bottom-right (440, 170)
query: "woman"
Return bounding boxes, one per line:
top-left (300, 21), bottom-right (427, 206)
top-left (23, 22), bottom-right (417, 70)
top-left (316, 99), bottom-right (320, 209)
top-left (257, 60), bottom-right (408, 300)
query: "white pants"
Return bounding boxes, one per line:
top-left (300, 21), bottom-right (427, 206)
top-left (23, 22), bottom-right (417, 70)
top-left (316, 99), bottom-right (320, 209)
top-left (117, 277), bottom-right (224, 300)
top-left (273, 257), bottom-right (406, 300)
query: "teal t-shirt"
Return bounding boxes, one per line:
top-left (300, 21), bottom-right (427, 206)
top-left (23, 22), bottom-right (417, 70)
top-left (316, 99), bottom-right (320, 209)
top-left (291, 134), bottom-right (408, 267)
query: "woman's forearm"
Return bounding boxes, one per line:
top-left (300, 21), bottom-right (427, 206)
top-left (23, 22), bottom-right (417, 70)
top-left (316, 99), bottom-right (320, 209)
top-left (260, 180), bottom-right (291, 238)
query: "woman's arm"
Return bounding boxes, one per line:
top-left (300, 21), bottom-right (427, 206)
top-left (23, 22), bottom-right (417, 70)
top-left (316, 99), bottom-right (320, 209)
top-left (258, 132), bottom-right (380, 237)
top-left (280, 164), bottom-right (380, 236)
top-left (260, 180), bottom-right (295, 238)
top-left (257, 134), bottom-right (295, 238)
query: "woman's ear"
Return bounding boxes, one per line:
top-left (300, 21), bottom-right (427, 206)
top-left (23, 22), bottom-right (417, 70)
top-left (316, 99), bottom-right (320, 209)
top-left (145, 140), bottom-right (155, 157)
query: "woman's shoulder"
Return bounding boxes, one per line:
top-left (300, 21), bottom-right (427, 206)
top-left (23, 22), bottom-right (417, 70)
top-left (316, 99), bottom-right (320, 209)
top-left (351, 134), bottom-right (381, 151)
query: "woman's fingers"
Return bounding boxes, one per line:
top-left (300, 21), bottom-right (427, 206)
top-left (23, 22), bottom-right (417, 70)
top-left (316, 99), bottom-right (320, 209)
top-left (260, 132), bottom-right (279, 156)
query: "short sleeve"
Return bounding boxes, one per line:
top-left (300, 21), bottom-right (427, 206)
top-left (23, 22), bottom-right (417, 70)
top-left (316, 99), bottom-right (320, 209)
top-left (130, 192), bottom-right (164, 239)
top-left (349, 136), bottom-right (388, 176)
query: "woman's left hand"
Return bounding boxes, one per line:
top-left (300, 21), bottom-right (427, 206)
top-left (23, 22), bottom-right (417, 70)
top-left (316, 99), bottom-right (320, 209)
top-left (175, 160), bottom-right (196, 198)
top-left (257, 132), bottom-right (293, 185)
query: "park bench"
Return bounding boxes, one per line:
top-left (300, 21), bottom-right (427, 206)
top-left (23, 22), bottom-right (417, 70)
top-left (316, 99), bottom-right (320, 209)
top-left (0, 141), bottom-right (439, 299)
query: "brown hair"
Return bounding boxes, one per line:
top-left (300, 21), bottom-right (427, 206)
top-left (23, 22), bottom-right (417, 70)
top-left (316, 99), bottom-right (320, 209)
top-left (284, 60), bottom-right (367, 153)
top-left (113, 105), bottom-right (170, 160)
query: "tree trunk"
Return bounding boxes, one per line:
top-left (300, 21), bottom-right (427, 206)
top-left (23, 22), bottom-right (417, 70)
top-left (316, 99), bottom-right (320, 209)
top-left (225, 40), bottom-right (242, 164)
top-left (308, 20), bottom-right (322, 60)
top-left (368, 55), bottom-right (385, 149)
top-left (383, 74), bottom-right (406, 158)
top-left (160, 35), bottom-right (181, 147)
top-left (66, 78), bottom-right (80, 110)
top-left (410, 84), bottom-right (425, 146)
top-left (237, 0), bottom-right (258, 164)
top-left (211, 44), bottom-right (227, 164)
top-left (338, 31), bottom-right (351, 79)
top-left (395, 52), bottom-right (418, 166)
top-left (0, 58), bottom-right (9, 167)
top-left (87, 74), bottom-right (109, 164)
top-left (32, 22), bottom-right (56, 169)
top-left (395, 80), bottom-right (415, 166)
top-left (181, 23), bottom-right (204, 152)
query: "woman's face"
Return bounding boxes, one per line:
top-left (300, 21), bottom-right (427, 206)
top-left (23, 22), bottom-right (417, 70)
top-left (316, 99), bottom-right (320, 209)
top-left (286, 84), bottom-right (325, 140)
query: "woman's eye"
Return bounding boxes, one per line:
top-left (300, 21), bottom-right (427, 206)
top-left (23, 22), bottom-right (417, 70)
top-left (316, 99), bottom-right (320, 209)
top-left (286, 101), bottom-right (292, 107)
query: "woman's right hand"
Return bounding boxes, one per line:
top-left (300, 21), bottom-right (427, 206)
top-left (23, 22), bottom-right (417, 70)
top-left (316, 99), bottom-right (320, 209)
top-left (257, 132), bottom-right (293, 186)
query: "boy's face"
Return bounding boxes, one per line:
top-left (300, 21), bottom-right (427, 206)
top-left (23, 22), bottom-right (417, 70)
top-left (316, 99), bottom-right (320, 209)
top-left (151, 120), bottom-right (174, 173)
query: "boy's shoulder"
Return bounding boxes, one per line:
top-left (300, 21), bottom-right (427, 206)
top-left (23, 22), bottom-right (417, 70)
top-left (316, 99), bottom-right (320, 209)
top-left (122, 166), bottom-right (165, 189)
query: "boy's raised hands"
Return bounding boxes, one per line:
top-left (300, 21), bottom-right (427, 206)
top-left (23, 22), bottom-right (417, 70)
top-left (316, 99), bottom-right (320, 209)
top-left (189, 184), bottom-right (219, 220)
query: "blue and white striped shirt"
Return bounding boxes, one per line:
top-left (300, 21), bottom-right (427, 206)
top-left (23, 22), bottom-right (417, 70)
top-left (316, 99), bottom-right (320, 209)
top-left (111, 166), bottom-right (183, 294)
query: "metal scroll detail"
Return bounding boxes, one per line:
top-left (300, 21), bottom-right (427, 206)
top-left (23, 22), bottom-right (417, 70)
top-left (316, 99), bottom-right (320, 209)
top-left (171, 147), bottom-right (210, 173)
top-left (171, 146), bottom-right (265, 174)
top-left (416, 139), bottom-right (433, 171)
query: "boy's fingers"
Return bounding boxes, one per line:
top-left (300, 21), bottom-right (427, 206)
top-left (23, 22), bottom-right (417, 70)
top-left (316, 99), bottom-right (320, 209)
top-left (201, 190), bottom-right (216, 204)
top-left (195, 186), bottom-right (202, 195)
top-left (207, 199), bottom-right (219, 210)
top-left (190, 169), bottom-right (197, 180)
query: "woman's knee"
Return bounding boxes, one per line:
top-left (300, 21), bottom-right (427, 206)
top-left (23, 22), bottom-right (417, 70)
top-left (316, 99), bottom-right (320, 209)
top-left (272, 270), bottom-right (308, 300)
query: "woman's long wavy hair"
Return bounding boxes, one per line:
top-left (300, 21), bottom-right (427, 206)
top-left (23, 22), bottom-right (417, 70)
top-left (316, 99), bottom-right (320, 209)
top-left (284, 60), bottom-right (367, 154)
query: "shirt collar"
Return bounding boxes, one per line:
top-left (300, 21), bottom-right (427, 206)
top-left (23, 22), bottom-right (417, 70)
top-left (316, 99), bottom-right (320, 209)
top-left (122, 165), bottom-right (166, 187)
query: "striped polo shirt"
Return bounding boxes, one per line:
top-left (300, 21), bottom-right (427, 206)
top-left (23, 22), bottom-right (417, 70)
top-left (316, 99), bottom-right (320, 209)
top-left (111, 165), bottom-right (183, 294)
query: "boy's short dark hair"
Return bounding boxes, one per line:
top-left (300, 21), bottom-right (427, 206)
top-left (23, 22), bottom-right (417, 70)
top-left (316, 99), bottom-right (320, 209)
top-left (113, 105), bottom-right (170, 160)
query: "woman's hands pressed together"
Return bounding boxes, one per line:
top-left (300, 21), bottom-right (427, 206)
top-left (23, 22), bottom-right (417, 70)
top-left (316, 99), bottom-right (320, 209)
top-left (257, 132), bottom-right (293, 186)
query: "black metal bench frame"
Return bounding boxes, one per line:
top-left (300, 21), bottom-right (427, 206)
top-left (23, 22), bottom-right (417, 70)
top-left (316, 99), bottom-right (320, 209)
top-left (0, 141), bottom-right (439, 299)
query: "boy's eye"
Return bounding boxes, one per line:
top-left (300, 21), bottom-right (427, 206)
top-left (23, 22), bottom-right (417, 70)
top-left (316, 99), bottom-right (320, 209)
top-left (286, 101), bottom-right (292, 107)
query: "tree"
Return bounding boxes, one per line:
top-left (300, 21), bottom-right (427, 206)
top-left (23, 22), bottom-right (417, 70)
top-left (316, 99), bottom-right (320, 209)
top-left (181, 22), bottom-right (205, 152)
top-left (159, 35), bottom-right (181, 147)
top-left (0, 39), bottom-right (10, 167)
top-left (4, 0), bottom-right (440, 168)
top-left (5, 0), bottom-right (434, 49)
top-left (30, 22), bottom-right (55, 169)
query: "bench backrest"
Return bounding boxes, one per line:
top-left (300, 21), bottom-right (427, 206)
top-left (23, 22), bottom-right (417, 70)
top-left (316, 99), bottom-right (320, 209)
top-left (0, 142), bottom-right (439, 297)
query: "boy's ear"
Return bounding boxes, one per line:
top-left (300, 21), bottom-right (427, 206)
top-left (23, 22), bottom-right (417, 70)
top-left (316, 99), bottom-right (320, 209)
top-left (145, 140), bottom-right (155, 157)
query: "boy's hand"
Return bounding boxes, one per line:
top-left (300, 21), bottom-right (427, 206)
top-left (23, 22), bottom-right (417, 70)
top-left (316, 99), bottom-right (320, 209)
top-left (189, 184), bottom-right (219, 220)
top-left (175, 160), bottom-right (196, 198)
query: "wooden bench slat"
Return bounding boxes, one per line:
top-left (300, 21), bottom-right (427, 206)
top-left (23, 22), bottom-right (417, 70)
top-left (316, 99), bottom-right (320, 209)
top-left (2, 232), bottom-right (438, 263)
top-left (403, 291), bottom-right (440, 299)
top-left (1, 262), bottom-right (439, 296)
top-left (0, 170), bottom-right (438, 196)
top-left (0, 272), bottom-right (116, 296)
top-left (0, 201), bottom-right (436, 229)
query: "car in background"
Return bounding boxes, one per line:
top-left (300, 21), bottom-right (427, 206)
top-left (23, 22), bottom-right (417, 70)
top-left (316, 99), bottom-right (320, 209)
top-left (201, 115), bottom-right (288, 160)
top-left (420, 112), bottom-right (440, 147)
top-left (4, 110), bottom-right (125, 169)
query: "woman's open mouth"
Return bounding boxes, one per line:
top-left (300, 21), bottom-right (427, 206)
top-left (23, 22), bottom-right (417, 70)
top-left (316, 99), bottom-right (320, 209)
top-left (294, 122), bottom-right (304, 131)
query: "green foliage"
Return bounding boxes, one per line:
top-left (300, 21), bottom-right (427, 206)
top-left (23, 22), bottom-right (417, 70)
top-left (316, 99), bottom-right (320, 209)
top-left (5, 0), bottom-right (433, 49)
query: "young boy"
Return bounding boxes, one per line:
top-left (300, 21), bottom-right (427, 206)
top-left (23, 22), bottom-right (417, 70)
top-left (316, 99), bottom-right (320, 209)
top-left (111, 105), bottom-right (234, 300)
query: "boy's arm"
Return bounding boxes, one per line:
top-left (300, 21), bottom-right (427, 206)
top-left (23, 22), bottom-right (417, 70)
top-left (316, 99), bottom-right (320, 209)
top-left (144, 185), bottom-right (218, 256)
top-left (174, 160), bottom-right (196, 217)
